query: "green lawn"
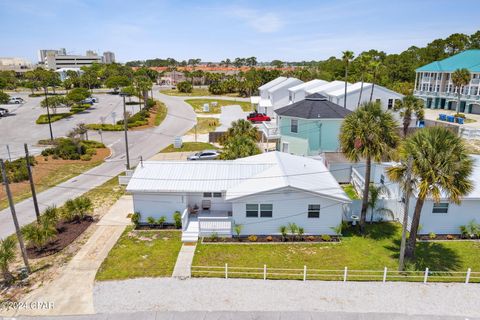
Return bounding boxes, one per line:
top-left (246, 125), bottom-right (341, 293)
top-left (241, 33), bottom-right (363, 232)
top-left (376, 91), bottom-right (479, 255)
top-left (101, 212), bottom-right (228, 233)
top-left (160, 142), bottom-right (218, 153)
top-left (192, 223), bottom-right (480, 282)
top-left (342, 184), bottom-right (360, 200)
top-left (188, 117), bottom-right (220, 134)
top-left (160, 88), bottom-right (240, 97)
top-left (185, 98), bottom-right (252, 113)
top-left (96, 228), bottom-right (182, 281)
top-left (154, 101), bottom-right (168, 126)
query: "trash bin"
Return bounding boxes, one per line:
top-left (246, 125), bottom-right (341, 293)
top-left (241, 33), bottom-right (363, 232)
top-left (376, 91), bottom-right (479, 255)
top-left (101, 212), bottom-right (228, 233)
top-left (456, 117), bottom-right (464, 125)
top-left (447, 115), bottom-right (455, 123)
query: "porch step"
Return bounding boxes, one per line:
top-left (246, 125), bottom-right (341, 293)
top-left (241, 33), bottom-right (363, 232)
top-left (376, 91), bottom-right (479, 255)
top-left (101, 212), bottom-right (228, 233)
top-left (182, 220), bottom-right (199, 242)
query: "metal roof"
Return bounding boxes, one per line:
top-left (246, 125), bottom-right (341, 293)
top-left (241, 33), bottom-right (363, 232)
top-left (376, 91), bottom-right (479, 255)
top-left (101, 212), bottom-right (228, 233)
top-left (127, 152), bottom-right (350, 202)
top-left (416, 50), bottom-right (480, 72)
top-left (288, 79), bottom-right (328, 93)
top-left (307, 80), bottom-right (346, 95)
top-left (267, 77), bottom-right (303, 93)
top-left (258, 76), bottom-right (288, 91)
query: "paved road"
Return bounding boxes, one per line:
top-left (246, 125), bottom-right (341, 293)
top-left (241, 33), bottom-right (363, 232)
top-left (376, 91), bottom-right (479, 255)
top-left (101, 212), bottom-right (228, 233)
top-left (93, 278), bottom-right (480, 319)
top-left (0, 89), bottom-right (196, 238)
top-left (10, 310), bottom-right (477, 320)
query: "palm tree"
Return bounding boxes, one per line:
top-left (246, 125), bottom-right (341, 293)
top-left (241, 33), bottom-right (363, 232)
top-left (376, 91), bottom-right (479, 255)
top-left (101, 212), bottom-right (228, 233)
top-left (219, 135), bottom-right (261, 160)
top-left (220, 119), bottom-right (258, 144)
top-left (393, 95), bottom-right (425, 137)
top-left (342, 50), bottom-right (355, 109)
top-left (451, 68), bottom-right (471, 113)
top-left (369, 58), bottom-right (381, 102)
top-left (340, 102), bottom-right (399, 233)
top-left (387, 127), bottom-right (473, 258)
top-left (0, 237), bottom-right (16, 284)
top-left (367, 183), bottom-right (390, 223)
top-left (356, 54), bottom-right (371, 107)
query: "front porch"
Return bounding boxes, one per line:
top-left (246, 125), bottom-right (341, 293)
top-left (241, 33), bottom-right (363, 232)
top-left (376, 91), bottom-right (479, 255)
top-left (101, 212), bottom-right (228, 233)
top-left (181, 209), bottom-right (233, 242)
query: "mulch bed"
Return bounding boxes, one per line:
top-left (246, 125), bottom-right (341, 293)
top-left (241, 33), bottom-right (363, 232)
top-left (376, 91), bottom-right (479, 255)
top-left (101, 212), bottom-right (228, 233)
top-left (203, 235), bottom-right (340, 243)
top-left (418, 234), bottom-right (479, 241)
top-left (26, 217), bottom-right (94, 259)
top-left (135, 223), bottom-right (180, 230)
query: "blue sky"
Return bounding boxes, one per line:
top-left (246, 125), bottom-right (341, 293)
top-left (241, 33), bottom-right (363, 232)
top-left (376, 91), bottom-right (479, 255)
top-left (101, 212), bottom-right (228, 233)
top-left (1, 0), bottom-right (479, 63)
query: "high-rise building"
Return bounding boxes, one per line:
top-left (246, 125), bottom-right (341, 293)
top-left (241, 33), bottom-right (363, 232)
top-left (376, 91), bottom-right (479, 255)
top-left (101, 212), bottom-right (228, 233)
top-left (38, 48), bottom-right (66, 63)
top-left (44, 50), bottom-right (102, 70)
top-left (103, 51), bottom-right (115, 64)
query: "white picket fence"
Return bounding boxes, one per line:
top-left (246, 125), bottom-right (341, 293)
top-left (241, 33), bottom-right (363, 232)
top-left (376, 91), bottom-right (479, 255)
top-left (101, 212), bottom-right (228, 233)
top-left (191, 265), bottom-right (480, 283)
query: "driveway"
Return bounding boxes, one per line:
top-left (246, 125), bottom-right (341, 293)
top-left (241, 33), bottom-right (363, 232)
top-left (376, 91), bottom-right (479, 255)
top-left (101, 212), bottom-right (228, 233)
top-left (216, 105), bottom-right (249, 131)
top-left (6, 196), bottom-right (133, 317)
top-left (94, 278), bottom-right (480, 318)
top-left (0, 88), bottom-right (197, 238)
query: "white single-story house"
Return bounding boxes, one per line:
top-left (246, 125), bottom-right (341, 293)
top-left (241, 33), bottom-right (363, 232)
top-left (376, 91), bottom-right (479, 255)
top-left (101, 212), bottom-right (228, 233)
top-left (126, 152), bottom-right (351, 242)
top-left (346, 155), bottom-right (480, 234)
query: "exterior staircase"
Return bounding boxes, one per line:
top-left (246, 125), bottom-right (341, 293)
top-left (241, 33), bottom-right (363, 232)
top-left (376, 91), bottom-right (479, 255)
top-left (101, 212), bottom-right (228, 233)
top-left (181, 220), bottom-right (199, 242)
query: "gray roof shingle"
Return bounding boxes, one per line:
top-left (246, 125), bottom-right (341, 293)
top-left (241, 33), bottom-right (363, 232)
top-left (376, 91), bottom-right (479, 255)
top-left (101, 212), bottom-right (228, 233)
top-left (275, 93), bottom-right (352, 119)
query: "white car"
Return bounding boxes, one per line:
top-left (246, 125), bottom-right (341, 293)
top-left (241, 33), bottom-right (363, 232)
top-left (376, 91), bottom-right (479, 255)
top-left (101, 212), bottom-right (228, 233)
top-left (9, 97), bottom-right (24, 104)
top-left (187, 150), bottom-right (221, 160)
top-left (0, 108), bottom-right (8, 117)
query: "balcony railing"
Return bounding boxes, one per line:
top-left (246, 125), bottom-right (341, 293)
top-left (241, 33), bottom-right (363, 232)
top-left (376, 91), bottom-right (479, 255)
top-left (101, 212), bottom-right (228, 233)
top-left (260, 121), bottom-right (280, 139)
top-left (198, 216), bottom-right (233, 236)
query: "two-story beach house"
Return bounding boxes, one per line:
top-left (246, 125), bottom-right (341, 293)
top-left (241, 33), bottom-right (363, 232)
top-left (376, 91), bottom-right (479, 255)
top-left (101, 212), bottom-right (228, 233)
top-left (275, 93), bottom-right (352, 156)
top-left (414, 50), bottom-right (480, 114)
top-left (251, 77), bottom-right (303, 116)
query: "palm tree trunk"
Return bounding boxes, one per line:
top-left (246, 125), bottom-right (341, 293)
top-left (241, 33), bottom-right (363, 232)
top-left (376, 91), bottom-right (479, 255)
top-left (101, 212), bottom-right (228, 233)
top-left (369, 71), bottom-right (376, 102)
top-left (403, 115), bottom-right (411, 137)
top-left (344, 67), bottom-right (348, 109)
top-left (405, 196), bottom-right (425, 258)
top-left (360, 156), bottom-right (371, 233)
top-left (357, 76), bottom-right (364, 107)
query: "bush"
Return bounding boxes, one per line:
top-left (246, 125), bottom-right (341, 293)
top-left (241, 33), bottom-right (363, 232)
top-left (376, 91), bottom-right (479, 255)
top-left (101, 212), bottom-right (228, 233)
top-left (209, 232), bottom-right (219, 242)
top-left (80, 154), bottom-right (92, 161)
top-left (146, 216), bottom-right (156, 226)
top-left (36, 113), bottom-right (72, 124)
top-left (248, 235), bottom-right (257, 242)
top-left (41, 138), bottom-right (103, 160)
top-left (177, 81), bottom-right (192, 93)
top-left (86, 148), bottom-right (97, 156)
top-left (266, 236), bottom-right (273, 242)
top-left (446, 234), bottom-right (454, 240)
top-left (22, 217), bottom-right (57, 250)
top-left (321, 234), bottom-right (331, 242)
top-left (307, 235), bottom-right (315, 241)
top-left (85, 123), bottom-right (124, 131)
top-left (62, 197), bottom-right (93, 222)
top-left (173, 211), bottom-right (182, 229)
top-left (131, 212), bottom-right (141, 226)
top-left (454, 113), bottom-right (466, 119)
top-left (157, 216), bottom-right (167, 226)
top-left (428, 232), bottom-right (437, 239)
top-left (0, 156), bottom-right (36, 183)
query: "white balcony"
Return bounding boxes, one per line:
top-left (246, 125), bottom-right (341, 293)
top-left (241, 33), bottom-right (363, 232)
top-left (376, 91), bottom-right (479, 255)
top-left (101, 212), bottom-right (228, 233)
top-left (259, 121), bottom-right (280, 140)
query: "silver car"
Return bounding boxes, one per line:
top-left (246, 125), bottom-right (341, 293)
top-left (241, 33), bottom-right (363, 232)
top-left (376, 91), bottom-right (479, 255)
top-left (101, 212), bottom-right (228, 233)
top-left (187, 150), bottom-right (221, 161)
top-left (9, 97), bottom-right (24, 104)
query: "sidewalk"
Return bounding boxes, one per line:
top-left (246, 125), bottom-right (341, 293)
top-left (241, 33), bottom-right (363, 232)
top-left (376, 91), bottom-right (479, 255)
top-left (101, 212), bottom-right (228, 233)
top-left (7, 196), bottom-right (133, 317)
top-left (172, 244), bottom-right (197, 278)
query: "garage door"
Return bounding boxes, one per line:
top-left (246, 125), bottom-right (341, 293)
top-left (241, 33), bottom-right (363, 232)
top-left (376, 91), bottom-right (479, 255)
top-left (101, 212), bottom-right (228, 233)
top-left (471, 104), bottom-right (480, 115)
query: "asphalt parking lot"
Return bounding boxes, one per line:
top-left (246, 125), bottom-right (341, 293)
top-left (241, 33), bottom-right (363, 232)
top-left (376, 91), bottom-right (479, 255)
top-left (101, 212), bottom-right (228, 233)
top-left (0, 91), bottom-right (141, 160)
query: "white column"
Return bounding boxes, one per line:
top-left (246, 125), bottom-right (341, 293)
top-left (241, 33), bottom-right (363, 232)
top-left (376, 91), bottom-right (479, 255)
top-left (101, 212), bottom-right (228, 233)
top-left (414, 72), bottom-right (418, 91)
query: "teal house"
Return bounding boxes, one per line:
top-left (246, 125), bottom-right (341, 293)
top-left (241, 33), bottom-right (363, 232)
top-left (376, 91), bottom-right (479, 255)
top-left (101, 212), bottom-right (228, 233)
top-left (414, 50), bottom-right (480, 114)
top-left (275, 93), bottom-right (352, 156)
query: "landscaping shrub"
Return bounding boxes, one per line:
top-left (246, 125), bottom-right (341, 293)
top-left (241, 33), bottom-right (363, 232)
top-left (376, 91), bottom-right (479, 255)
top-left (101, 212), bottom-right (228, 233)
top-left (62, 197), bottom-right (93, 222)
top-left (248, 235), bottom-right (258, 242)
top-left (428, 232), bottom-right (436, 239)
top-left (22, 217), bottom-right (57, 250)
top-left (0, 156), bottom-right (36, 183)
top-left (266, 236), bottom-right (273, 242)
top-left (80, 154), bottom-right (92, 161)
top-left (173, 211), bottom-right (182, 229)
top-left (446, 234), bottom-right (454, 240)
top-left (209, 232), bottom-right (219, 242)
top-left (41, 138), bottom-right (103, 160)
top-left (36, 113), bottom-right (72, 124)
top-left (147, 216), bottom-right (156, 226)
top-left (131, 212), bottom-right (141, 226)
top-left (321, 234), bottom-right (332, 242)
top-left (307, 235), bottom-right (315, 242)
top-left (454, 113), bottom-right (466, 119)
top-left (177, 81), bottom-right (192, 93)
top-left (157, 216), bottom-right (167, 226)
top-left (85, 123), bottom-right (123, 131)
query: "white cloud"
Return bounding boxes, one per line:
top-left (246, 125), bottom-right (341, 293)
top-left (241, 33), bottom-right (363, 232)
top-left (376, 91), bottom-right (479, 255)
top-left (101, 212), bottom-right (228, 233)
top-left (231, 7), bottom-right (283, 33)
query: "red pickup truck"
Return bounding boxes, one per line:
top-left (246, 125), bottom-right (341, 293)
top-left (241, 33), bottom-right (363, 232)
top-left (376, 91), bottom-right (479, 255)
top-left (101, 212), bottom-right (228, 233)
top-left (247, 112), bottom-right (271, 123)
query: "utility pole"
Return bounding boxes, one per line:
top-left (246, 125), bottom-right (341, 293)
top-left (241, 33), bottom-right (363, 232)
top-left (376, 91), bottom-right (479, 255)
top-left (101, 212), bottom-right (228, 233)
top-left (0, 159), bottom-right (31, 274)
top-left (44, 87), bottom-right (54, 141)
top-left (6, 145), bottom-right (11, 162)
top-left (122, 94), bottom-right (131, 170)
top-left (398, 156), bottom-right (413, 271)
top-left (24, 144), bottom-right (40, 222)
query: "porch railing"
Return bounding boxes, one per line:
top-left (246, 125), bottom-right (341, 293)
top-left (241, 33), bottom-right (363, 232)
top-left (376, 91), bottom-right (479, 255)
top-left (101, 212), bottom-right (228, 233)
top-left (351, 167), bottom-right (365, 195)
top-left (198, 216), bottom-right (232, 236)
top-left (181, 208), bottom-right (189, 232)
top-left (260, 122), bottom-right (280, 140)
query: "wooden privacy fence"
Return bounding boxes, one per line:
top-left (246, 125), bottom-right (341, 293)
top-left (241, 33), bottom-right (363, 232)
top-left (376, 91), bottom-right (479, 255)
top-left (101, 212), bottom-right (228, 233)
top-left (191, 265), bottom-right (480, 284)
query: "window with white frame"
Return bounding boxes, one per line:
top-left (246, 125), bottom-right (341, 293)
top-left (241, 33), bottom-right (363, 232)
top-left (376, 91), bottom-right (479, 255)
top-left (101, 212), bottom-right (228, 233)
top-left (308, 204), bottom-right (320, 218)
top-left (203, 192), bottom-right (212, 198)
top-left (213, 192), bottom-right (222, 198)
top-left (291, 119), bottom-right (298, 133)
top-left (246, 204), bottom-right (259, 217)
top-left (432, 203), bottom-right (449, 214)
top-left (260, 204), bottom-right (273, 218)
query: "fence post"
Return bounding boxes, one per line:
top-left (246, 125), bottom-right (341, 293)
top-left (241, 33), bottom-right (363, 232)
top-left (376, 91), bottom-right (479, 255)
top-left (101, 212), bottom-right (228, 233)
top-left (466, 268), bottom-right (471, 284)
top-left (264, 264), bottom-right (267, 280)
top-left (423, 267), bottom-right (429, 284)
top-left (343, 267), bottom-right (348, 282)
top-left (303, 265), bottom-right (307, 282)
top-left (383, 267), bottom-right (388, 283)
top-left (225, 263), bottom-right (228, 279)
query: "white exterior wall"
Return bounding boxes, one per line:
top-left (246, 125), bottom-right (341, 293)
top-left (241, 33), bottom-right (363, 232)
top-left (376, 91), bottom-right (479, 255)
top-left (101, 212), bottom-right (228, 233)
top-left (408, 198), bottom-right (480, 235)
top-left (231, 188), bottom-right (344, 235)
top-left (332, 86), bottom-right (401, 115)
top-left (132, 192), bottom-right (187, 223)
top-left (186, 192), bottom-right (232, 212)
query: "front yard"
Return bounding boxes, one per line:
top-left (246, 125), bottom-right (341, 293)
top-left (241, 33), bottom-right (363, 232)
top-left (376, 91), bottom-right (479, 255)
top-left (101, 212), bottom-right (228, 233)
top-left (185, 98), bottom-right (252, 113)
top-left (192, 223), bottom-right (480, 281)
top-left (95, 228), bottom-right (182, 281)
top-left (188, 117), bottom-right (220, 134)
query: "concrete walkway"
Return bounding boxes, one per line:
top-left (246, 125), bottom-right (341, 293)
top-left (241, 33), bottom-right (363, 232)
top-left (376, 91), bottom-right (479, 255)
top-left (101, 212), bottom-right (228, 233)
top-left (172, 244), bottom-right (197, 278)
top-left (7, 196), bottom-right (133, 317)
